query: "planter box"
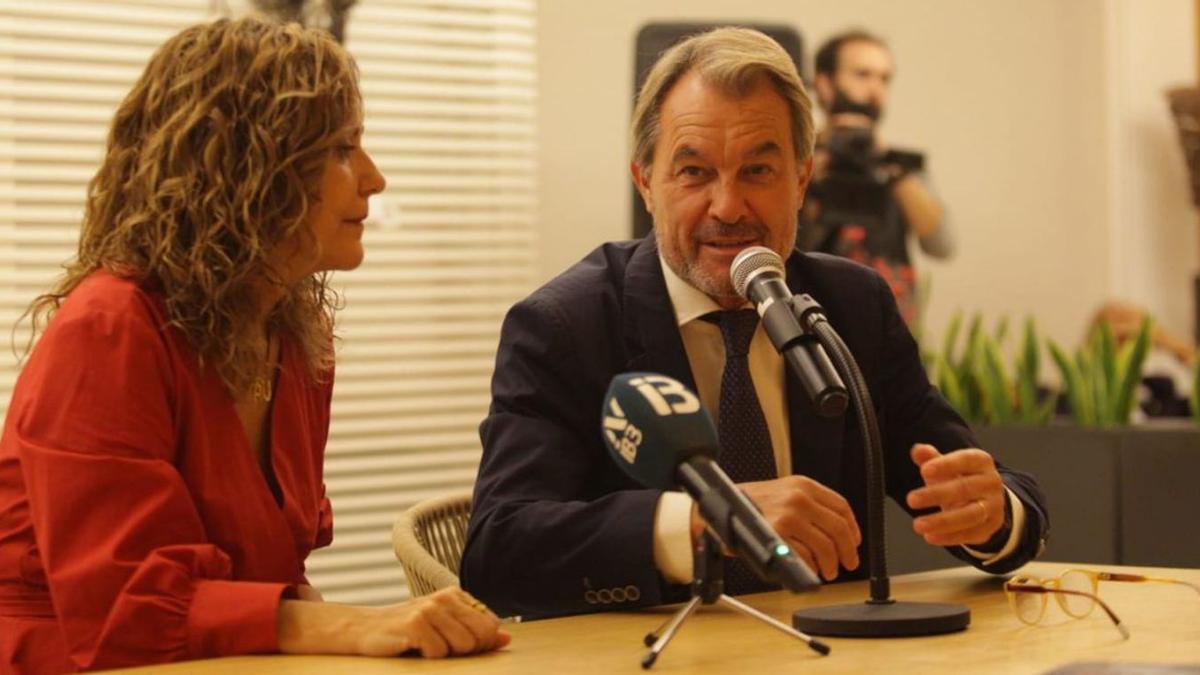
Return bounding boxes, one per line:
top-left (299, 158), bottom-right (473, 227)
top-left (978, 425), bottom-right (1123, 565)
top-left (1117, 421), bottom-right (1200, 567)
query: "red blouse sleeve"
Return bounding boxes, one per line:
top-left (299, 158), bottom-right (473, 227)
top-left (315, 490), bottom-right (335, 550)
top-left (11, 292), bottom-right (289, 670)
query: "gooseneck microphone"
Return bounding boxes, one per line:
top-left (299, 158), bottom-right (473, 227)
top-left (600, 373), bottom-right (820, 592)
top-left (730, 247), bottom-right (970, 638)
top-left (729, 247), bottom-right (848, 417)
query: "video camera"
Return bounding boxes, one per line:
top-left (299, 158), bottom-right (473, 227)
top-left (820, 93), bottom-right (924, 204)
top-left (800, 92), bottom-right (926, 254)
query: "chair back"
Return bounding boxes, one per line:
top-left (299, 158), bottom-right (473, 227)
top-left (392, 491), bottom-right (473, 597)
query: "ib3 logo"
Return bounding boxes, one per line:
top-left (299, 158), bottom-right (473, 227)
top-left (602, 397), bottom-right (642, 465)
top-left (603, 375), bottom-right (701, 465)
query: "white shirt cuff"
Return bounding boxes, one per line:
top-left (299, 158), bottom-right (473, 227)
top-left (962, 487), bottom-right (1027, 565)
top-left (653, 491), bottom-right (696, 584)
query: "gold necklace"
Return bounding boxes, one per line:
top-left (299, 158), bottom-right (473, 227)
top-left (249, 333), bottom-right (278, 402)
top-left (250, 371), bottom-right (274, 402)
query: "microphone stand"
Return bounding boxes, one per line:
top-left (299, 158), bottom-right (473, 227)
top-left (640, 531), bottom-right (829, 669)
top-left (789, 296), bottom-right (971, 636)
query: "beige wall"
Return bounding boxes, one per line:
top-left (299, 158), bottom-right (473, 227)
top-left (1105, 0), bottom-right (1197, 344)
top-left (536, 0), bottom-right (1197, 352)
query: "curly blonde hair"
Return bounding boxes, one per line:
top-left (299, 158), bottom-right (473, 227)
top-left (24, 17), bottom-right (362, 393)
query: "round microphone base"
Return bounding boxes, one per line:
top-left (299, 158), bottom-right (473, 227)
top-left (792, 600), bottom-right (970, 637)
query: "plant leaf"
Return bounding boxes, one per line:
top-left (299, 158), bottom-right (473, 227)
top-left (1016, 358), bottom-right (1039, 423)
top-left (1021, 316), bottom-right (1040, 383)
top-left (942, 311), bottom-right (963, 368)
top-left (1111, 317), bottom-right (1153, 425)
top-left (993, 315), bottom-right (1010, 346)
top-left (1098, 319), bottom-right (1117, 397)
top-left (981, 336), bottom-right (1014, 423)
top-left (1050, 339), bottom-right (1093, 426)
top-left (935, 354), bottom-right (967, 415)
top-left (1192, 358), bottom-right (1200, 424)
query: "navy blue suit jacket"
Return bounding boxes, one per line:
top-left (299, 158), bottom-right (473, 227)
top-left (462, 236), bottom-right (1048, 618)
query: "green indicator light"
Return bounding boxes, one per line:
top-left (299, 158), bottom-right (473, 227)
top-left (775, 544), bottom-right (790, 556)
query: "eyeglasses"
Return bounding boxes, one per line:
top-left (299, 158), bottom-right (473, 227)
top-left (1004, 568), bottom-right (1200, 641)
top-left (1004, 572), bottom-right (1128, 639)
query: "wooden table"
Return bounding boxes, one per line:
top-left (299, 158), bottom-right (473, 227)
top-left (106, 562), bottom-right (1200, 674)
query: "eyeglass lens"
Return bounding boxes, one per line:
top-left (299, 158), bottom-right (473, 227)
top-left (1058, 570), bottom-right (1097, 618)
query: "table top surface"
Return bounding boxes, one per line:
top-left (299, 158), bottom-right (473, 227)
top-left (104, 562), bottom-right (1200, 674)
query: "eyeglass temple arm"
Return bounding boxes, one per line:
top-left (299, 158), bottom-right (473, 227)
top-left (1100, 572), bottom-right (1200, 595)
top-left (1056, 588), bottom-right (1130, 640)
top-left (1160, 579), bottom-right (1200, 595)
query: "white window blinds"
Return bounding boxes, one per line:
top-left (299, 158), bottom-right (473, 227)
top-left (0, 0), bottom-right (538, 607)
top-left (310, 0), bottom-right (537, 605)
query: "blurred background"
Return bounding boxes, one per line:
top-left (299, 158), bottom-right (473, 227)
top-left (1, 0), bottom-right (1195, 605)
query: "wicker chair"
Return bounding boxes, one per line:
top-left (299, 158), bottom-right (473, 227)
top-left (392, 491), bottom-right (473, 597)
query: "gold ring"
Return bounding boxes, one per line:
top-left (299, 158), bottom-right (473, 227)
top-left (470, 599), bottom-right (488, 613)
top-left (975, 499), bottom-right (986, 519)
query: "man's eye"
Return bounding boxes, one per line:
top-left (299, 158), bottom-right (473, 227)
top-left (744, 165), bottom-right (774, 177)
top-left (678, 166), bottom-right (706, 177)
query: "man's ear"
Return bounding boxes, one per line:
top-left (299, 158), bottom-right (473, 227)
top-left (797, 155), bottom-right (814, 202)
top-left (630, 161), bottom-right (654, 213)
top-left (813, 73), bottom-right (834, 110)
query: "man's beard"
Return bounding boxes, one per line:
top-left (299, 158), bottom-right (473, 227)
top-left (656, 219), bottom-right (780, 300)
top-left (828, 85), bottom-right (883, 120)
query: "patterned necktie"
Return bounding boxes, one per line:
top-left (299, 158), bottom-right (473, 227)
top-left (705, 309), bottom-right (778, 595)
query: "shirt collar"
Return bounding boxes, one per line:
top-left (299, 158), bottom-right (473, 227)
top-left (659, 254), bottom-right (734, 327)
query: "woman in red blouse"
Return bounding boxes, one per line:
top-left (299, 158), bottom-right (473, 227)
top-left (0, 17), bottom-right (508, 673)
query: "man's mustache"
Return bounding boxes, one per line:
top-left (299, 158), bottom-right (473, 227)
top-left (692, 221), bottom-right (768, 240)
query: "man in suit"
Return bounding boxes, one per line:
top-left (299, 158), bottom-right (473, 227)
top-left (461, 27), bottom-right (1048, 619)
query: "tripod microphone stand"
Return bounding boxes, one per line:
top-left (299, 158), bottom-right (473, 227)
top-left (640, 531), bottom-right (829, 669)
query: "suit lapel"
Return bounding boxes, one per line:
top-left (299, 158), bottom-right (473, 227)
top-left (619, 242), bottom-right (848, 487)
top-left (620, 237), bottom-right (698, 394)
top-left (785, 252), bottom-right (846, 487)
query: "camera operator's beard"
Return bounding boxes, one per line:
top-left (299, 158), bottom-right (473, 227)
top-left (828, 86), bottom-right (883, 122)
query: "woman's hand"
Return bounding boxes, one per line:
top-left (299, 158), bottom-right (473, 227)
top-left (278, 587), bottom-right (510, 658)
top-left (295, 584), bottom-right (324, 602)
top-left (357, 588), bottom-right (510, 658)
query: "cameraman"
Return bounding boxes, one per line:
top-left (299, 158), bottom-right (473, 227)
top-left (798, 30), bottom-right (953, 325)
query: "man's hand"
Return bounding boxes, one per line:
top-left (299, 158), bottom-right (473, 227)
top-left (905, 444), bottom-right (1006, 547)
top-left (693, 475), bottom-right (861, 581)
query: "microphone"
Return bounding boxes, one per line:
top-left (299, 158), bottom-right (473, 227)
top-left (730, 249), bottom-right (970, 637)
top-left (601, 372), bottom-right (820, 592)
top-left (729, 246), bottom-right (848, 417)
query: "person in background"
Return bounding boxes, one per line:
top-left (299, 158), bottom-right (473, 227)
top-left (798, 29), bottom-right (952, 325)
top-left (1094, 300), bottom-right (1196, 416)
top-left (0, 17), bottom-right (506, 673)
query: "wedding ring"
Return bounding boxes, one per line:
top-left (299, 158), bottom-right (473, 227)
top-left (470, 599), bottom-right (488, 613)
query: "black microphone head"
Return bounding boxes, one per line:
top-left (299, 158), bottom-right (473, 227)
top-left (730, 246), bottom-right (786, 300)
top-left (601, 372), bottom-right (719, 490)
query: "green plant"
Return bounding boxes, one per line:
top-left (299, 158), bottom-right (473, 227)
top-left (930, 312), bottom-right (1052, 426)
top-left (1047, 317), bottom-right (1152, 427)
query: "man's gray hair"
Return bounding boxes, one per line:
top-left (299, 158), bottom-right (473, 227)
top-left (630, 26), bottom-right (814, 171)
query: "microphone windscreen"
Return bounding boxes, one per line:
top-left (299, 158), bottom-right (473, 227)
top-left (730, 246), bottom-right (785, 299)
top-left (601, 372), bottom-right (719, 489)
